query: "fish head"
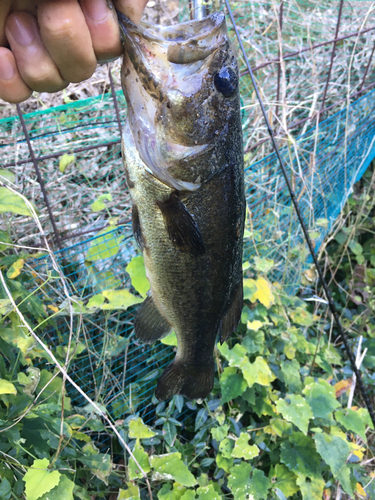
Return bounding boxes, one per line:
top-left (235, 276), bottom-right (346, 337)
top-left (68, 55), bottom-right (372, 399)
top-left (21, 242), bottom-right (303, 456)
top-left (119, 11), bottom-right (240, 191)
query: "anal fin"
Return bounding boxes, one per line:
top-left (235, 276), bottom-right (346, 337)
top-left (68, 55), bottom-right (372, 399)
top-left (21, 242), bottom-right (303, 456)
top-left (134, 295), bottom-right (171, 344)
top-left (220, 280), bottom-right (243, 344)
top-left (157, 193), bottom-right (205, 256)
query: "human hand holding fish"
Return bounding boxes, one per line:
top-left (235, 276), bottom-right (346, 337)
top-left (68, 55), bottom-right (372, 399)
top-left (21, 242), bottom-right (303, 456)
top-left (0, 0), bottom-right (148, 103)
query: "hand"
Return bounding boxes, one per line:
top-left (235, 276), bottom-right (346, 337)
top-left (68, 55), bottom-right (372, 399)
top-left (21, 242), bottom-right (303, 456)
top-left (0, 0), bottom-right (148, 103)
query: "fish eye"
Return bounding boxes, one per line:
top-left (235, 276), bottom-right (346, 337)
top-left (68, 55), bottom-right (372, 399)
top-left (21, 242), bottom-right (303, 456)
top-left (214, 67), bottom-right (238, 97)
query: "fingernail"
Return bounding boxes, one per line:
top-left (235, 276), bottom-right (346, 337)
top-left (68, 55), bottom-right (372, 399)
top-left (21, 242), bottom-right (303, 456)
top-left (0, 54), bottom-right (15, 80)
top-left (83, 0), bottom-right (109, 21)
top-left (8, 14), bottom-right (35, 46)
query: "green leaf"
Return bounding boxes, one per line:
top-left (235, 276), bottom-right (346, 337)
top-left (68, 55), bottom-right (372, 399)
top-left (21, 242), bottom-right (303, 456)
top-left (91, 193), bottom-right (112, 212)
top-left (85, 227), bottom-right (124, 262)
top-left (118, 485), bottom-right (140, 499)
top-left (313, 432), bottom-right (350, 477)
top-left (129, 418), bottom-right (156, 439)
top-left (218, 438), bottom-right (234, 459)
top-left (337, 465), bottom-right (355, 498)
top-left (279, 359), bottom-right (302, 392)
top-left (289, 307), bottom-right (314, 326)
top-left (243, 329), bottom-right (265, 353)
top-left (227, 462), bottom-right (252, 500)
top-left (228, 464), bottom-right (270, 500)
top-left (231, 432), bottom-right (259, 460)
top-left (296, 476), bottom-right (325, 500)
top-left (335, 409), bottom-right (367, 441)
top-left (79, 454), bottom-right (112, 484)
top-left (163, 420), bottom-right (177, 446)
top-left (86, 294), bottom-right (105, 309)
top-left (303, 378), bottom-right (340, 419)
top-left (0, 379), bottom-right (17, 395)
top-left (126, 255), bottom-right (150, 298)
top-left (160, 331), bottom-right (178, 346)
top-left (150, 453), bottom-right (196, 487)
top-left (129, 439), bottom-right (150, 479)
top-left (215, 453), bottom-right (233, 473)
top-left (220, 367), bottom-right (247, 403)
top-left (59, 153), bottom-right (75, 173)
top-left (39, 475), bottom-right (74, 500)
top-left (211, 424), bottom-right (229, 442)
top-left (0, 169), bottom-right (16, 185)
top-left (101, 289), bottom-right (143, 310)
top-left (23, 458), bottom-right (61, 500)
top-left (274, 464), bottom-right (299, 497)
top-left (254, 256), bottom-right (274, 273)
top-left (243, 278), bottom-right (258, 300)
top-left (196, 484), bottom-right (221, 500)
top-left (0, 478), bottom-right (11, 500)
top-left (280, 432), bottom-right (321, 478)
top-left (180, 491), bottom-right (196, 500)
top-left (157, 483), bottom-right (187, 500)
top-left (0, 187), bottom-right (33, 216)
top-left (0, 229), bottom-right (12, 251)
top-left (276, 395), bottom-right (313, 434)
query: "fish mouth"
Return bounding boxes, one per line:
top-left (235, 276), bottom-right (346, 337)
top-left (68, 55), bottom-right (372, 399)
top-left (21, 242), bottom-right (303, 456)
top-left (117, 11), bottom-right (226, 65)
top-left (118, 12), bottom-right (228, 192)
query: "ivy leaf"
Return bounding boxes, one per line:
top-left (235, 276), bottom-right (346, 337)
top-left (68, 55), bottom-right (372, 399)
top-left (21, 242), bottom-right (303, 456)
top-left (180, 491), bottom-right (196, 500)
top-left (228, 464), bottom-right (270, 500)
top-left (313, 432), bottom-right (350, 477)
top-left (227, 462), bottom-right (252, 500)
top-left (243, 278), bottom-right (257, 300)
top-left (86, 294), bottom-right (105, 309)
top-left (150, 453), bottom-right (196, 487)
top-left (274, 464), bottom-right (299, 497)
top-left (23, 458), bottom-right (61, 500)
top-left (215, 453), bottom-right (233, 473)
top-left (101, 289), bottom-right (143, 310)
top-left (289, 307), bottom-right (314, 326)
top-left (303, 378), bottom-right (340, 419)
top-left (335, 409), bottom-right (367, 441)
top-left (211, 424), bottom-right (229, 442)
top-left (128, 439), bottom-right (150, 479)
top-left (276, 395), bottom-right (313, 435)
top-left (0, 187), bottom-right (33, 216)
top-left (128, 418), bottom-right (156, 439)
top-left (39, 475), bottom-right (74, 500)
top-left (91, 193), bottom-right (112, 212)
top-left (241, 356), bottom-right (276, 388)
top-left (219, 438), bottom-right (234, 459)
top-left (254, 257), bottom-right (274, 274)
top-left (296, 476), bottom-right (325, 500)
top-left (85, 227), bottom-right (124, 262)
top-left (196, 484), bottom-right (221, 499)
top-left (0, 380), bottom-right (17, 395)
top-left (6, 258), bottom-right (24, 279)
top-left (231, 432), bottom-right (259, 460)
top-left (280, 432), bottom-right (321, 478)
top-left (126, 255), bottom-right (150, 298)
top-left (250, 277), bottom-right (275, 308)
top-left (79, 454), bottom-right (112, 484)
top-left (243, 329), bottom-right (265, 354)
top-left (157, 483), bottom-right (187, 500)
top-left (160, 331), bottom-right (178, 346)
top-left (118, 485), bottom-right (140, 499)
top-left (220, 367), bottom-right (247, 403)
top-left (279, 359), bottom-right (302, 392)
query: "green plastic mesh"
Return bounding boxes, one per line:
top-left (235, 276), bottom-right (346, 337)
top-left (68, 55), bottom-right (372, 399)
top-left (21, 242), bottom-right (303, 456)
top-left (1, 0), bottom-right (375, 425)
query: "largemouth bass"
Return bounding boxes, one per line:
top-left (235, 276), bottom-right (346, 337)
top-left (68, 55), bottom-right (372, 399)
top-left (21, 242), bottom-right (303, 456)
top-left (118, 11), bottom-right (245, 401)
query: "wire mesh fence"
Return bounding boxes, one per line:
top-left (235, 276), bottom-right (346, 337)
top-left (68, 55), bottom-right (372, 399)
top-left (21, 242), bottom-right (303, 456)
top-left (1, 0), bottom-right (375, 425)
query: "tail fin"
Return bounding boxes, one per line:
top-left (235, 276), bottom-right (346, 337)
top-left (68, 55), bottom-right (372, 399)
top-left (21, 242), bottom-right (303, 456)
top-left (155, 358), bottom-right (215, 401)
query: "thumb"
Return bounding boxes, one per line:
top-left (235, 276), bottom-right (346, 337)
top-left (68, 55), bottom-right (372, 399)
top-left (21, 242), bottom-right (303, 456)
top-left (113, 0), bottom-right (149, 24)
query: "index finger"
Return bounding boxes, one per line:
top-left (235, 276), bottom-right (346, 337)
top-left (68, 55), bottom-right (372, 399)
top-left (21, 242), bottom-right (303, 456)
top-left (113, 0), bottom-right (149, 24)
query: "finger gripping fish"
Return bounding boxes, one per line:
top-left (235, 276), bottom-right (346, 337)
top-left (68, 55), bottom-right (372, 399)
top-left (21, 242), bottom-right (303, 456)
top-left (118, 11), bottom-right (245, 401)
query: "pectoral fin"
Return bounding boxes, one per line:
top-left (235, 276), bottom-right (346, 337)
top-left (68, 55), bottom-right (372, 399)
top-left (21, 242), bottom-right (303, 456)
top-left (134, 295), bottom-right (171, 344)
top-left (157, 193), bottom-right (205, 256)
top-left (220, 280), bottom-right (243, 343)
top-left (132, 204), bottom-right (145, 250)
